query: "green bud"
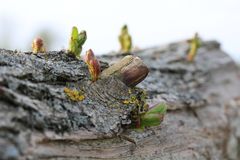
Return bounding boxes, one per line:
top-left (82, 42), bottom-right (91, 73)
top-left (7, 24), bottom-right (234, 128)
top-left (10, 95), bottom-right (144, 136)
top-left (118, 25), bottom-right (132, 53)
top-left (187, 33), bottom-right (201, 62)
top-left (68, 26), bottom-right (87, 58)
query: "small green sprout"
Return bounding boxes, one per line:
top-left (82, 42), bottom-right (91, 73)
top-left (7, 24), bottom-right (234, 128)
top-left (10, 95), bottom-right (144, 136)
top-left (84, 49), bottom-right (101, 82)
top-left (118, 25), bottom-right (132, 53)
top-left (187, 33), bottom-right (201, 62)
top-left (137, 103), bottom-right (167, 129)
top-left (32, 37), bottom-right (45, 53)
top-left (68, 26), bottom-right (87, 58)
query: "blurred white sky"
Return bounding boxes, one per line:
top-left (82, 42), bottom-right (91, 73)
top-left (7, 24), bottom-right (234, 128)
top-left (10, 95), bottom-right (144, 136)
top-left (0, 0), bottom-right (239, 61)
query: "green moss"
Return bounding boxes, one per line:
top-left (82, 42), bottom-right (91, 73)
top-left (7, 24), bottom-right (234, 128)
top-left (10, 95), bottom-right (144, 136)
top-left (64, 87), bottom-right (85, 101)
top-left (122, 96), bottom-right (138, 104)
top-left (122, 89), bottom-right (147, 111)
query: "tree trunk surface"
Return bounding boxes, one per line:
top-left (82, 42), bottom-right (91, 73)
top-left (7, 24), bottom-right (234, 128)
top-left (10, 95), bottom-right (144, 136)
top-left (0, 40), bottom-right (240, 160)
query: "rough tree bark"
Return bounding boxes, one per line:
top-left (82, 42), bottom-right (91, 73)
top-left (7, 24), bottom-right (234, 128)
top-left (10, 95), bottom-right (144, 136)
top-left (0, 40), bottom-right (240, 160)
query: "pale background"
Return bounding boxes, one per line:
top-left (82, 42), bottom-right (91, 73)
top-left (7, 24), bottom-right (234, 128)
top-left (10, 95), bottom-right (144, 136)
top-left (0, 0), bottom-right (239, 62)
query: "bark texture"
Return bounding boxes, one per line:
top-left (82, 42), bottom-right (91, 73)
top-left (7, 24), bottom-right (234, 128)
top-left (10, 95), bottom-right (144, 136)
top-left (0, 40), bottom-right (240, 160)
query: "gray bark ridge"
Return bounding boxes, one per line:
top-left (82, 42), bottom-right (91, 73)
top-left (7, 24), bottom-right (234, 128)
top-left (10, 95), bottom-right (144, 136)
top-left (1, 40), bottom-right (240, 160)
top-left (0, 49), bottom-right (146, 159)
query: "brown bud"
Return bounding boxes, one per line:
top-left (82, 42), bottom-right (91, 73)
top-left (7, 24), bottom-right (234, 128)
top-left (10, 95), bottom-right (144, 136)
top-left (120, 57), bottom-right (149, 87)
top-left (100, 55), bottom-right (149, 87)
top-left (84, 49), bottom-right (101, 82)
top-left (32, 37), bottom-right (45, 53)
top-left (84, 49), bottom-right (94, 63)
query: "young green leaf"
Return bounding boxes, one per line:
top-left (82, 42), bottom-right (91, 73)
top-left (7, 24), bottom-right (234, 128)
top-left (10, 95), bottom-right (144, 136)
top-left (71, 26), bottom-right (79, 40)
top-left (145, 103), bottom-right (167, 115)
top-left (139, 103), bottom-right (167, 129)
top-left (140, 113), bottom-right (163, 127)
top-left (78, 30), bottom-right (87, 46)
